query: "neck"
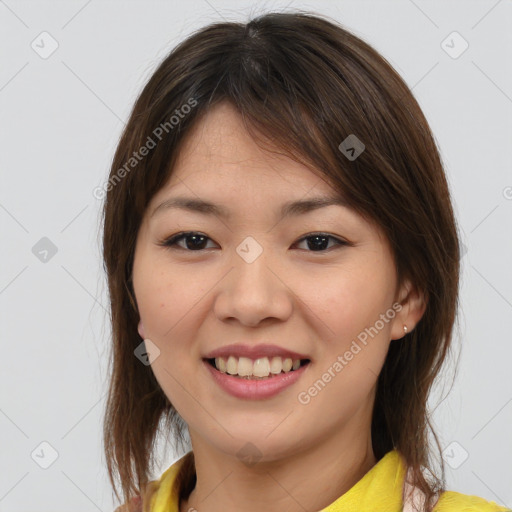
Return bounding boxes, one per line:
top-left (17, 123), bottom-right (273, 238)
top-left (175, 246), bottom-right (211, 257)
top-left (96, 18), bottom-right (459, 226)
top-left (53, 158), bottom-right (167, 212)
top-left (179, 424), bottom-right (377, 512)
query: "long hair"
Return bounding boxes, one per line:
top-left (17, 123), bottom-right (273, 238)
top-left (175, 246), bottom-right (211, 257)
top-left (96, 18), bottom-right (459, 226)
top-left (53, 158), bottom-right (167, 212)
top-left (101, 10), bottom-right (461, 511)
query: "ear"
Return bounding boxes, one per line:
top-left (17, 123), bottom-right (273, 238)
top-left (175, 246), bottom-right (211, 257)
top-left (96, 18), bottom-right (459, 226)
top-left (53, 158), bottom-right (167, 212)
top-left (137, 320), bottom-right (146, 339)
top-left (390, 279), bottom-right (427, 341)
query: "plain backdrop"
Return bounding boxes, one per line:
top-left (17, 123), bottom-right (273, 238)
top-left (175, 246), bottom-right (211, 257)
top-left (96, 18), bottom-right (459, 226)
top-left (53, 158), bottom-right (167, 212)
top-left (1, 0), bottom-right (511, 510)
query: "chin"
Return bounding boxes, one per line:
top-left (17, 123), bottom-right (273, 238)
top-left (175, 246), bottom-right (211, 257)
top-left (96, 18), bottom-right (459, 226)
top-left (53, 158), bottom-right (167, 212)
top-left (210, 434), bottom-right (301, 467)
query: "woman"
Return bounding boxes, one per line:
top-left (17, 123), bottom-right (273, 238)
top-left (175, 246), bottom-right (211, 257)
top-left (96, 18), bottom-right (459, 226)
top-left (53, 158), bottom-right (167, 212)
top-left (102, 10), bottom-right (510, 512)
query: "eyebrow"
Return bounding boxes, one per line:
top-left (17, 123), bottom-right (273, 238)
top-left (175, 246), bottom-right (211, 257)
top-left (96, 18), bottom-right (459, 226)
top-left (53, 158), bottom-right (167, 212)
top-left (150, 195), bottom-right (350, 221)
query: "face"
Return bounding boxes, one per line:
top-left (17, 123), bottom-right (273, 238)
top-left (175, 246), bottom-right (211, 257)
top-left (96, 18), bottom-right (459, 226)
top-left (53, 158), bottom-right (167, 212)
top-left (132, 101), bottom-right (421, 464)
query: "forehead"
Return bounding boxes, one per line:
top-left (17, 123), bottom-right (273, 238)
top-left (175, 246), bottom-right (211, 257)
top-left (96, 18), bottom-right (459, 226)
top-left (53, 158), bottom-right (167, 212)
top-left (142, 102), bottom-right (392, 256)
top-left (160, 102), bottom-right (336, 197)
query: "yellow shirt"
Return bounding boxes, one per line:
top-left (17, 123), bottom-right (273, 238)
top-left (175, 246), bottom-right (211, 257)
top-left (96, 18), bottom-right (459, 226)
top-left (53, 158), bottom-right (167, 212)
top-left (146, 449), bottom-right (510, 512)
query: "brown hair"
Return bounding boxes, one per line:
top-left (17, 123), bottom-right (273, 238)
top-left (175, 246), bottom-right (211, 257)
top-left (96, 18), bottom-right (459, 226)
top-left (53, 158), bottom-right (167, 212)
top-left (102, 10), bottom-right (461, 512)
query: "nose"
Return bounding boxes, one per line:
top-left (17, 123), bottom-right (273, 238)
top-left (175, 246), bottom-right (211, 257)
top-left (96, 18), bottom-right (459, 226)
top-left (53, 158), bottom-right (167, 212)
top-left (213, 244), bottom-right (293, 327)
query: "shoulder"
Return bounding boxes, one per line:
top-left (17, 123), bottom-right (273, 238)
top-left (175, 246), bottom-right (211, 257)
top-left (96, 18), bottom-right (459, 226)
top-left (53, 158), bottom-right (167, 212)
top-left (112, 454), bottom-right (191, 512)
top-left (434, 490), bottom-right (511, 511)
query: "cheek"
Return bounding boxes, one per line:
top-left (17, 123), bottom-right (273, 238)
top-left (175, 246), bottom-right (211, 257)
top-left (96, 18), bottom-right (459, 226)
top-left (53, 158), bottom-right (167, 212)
top-left (136, 271), bottom-right (198, 406)
top-left (133, 261), bottom-right (209, 395)
top-left (135, 276), bottom-right (170, 336)
top-left (298, 262), bottom-right (394, 365)
top-left (302, 264), bottom-right (390, 326)
top-left (135, 265), bottom-right (203, 339)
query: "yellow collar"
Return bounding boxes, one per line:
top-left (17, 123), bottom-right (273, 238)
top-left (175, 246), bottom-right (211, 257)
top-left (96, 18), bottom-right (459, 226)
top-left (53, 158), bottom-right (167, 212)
top-left (150, 449), bottom-right (406, 512)
top-left (147, 450), bottom-right (511, 511)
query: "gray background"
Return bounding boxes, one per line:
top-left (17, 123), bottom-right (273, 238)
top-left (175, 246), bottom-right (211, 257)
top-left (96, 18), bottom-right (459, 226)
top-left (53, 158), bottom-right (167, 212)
top-left (1, 0), bottom-right (511, 510)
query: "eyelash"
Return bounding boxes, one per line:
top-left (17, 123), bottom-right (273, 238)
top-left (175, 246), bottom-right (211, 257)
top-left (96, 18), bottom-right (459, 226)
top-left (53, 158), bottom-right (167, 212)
top-left (158, 231), bottom-right (349, 253)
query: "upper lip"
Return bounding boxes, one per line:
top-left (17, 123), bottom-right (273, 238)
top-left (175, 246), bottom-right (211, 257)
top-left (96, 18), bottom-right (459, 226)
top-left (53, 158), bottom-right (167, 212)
top-left (203, 344), bottom-right (311, 361)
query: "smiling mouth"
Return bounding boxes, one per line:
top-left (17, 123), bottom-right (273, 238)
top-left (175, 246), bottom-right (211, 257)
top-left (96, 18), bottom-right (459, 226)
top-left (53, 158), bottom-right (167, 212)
top-left (205, 357), bottom-right (311, 380)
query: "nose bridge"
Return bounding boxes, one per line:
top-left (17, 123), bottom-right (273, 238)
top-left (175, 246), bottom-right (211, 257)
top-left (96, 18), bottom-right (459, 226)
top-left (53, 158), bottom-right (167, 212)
top-left (232, 234), bottom-right (277, 298)
top-left (215, 234), bottom-right (292, 325)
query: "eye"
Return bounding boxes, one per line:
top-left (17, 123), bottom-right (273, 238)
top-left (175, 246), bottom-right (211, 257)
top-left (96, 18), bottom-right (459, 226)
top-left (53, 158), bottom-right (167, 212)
top-left (294, 233), bottom-right (348, 252)
top-left (158, 231), bottom-right (349, 252)
top-left (159, 232), bottom-right (217, 251)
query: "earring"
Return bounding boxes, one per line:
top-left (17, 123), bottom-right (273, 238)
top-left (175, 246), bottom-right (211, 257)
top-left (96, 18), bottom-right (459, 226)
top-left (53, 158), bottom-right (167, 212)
top-left (403, 325), bottom-right (408, 334)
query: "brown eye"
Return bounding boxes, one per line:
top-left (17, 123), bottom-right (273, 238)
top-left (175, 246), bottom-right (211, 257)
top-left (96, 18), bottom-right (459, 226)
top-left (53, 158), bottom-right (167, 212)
top-left (160, 232), bottom-right (217, 251)
top-left (294, 233), bottom-right (347, 252)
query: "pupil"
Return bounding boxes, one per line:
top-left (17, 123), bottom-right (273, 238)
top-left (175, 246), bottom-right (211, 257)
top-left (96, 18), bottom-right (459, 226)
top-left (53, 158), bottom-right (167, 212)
top-left (307, 235), bottom-right (329, 251)
top-left (186, 234), bottom-right (207, 250)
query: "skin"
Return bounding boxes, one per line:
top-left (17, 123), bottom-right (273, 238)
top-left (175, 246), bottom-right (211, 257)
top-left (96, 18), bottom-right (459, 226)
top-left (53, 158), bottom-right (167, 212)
top-left (132, 101), bottom-right (426, 512)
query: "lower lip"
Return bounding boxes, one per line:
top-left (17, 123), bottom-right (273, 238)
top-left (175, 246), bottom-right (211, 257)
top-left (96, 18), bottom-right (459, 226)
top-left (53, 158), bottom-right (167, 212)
top-left (203, 359), bottom-right (310, 400)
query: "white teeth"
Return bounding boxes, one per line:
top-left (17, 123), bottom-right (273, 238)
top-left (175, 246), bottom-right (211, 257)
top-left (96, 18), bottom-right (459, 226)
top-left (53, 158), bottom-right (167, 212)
top-left (253, 357), bottom-right (270, 377)
top-left (213, 355), bottom-right (305, 377)
top-left (226, 356), bottom-right (238, 375)
top-left (237, 357), bottom-right (253, 377)
top-left (269, 356), bottom-right (282, 374)
top-left (216, 357), bottom-right (227, 372)
top-left (282, 358), bottom-right (293, 372)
